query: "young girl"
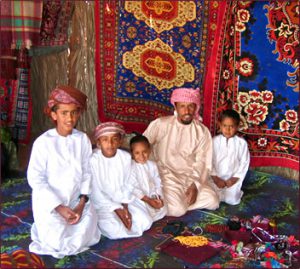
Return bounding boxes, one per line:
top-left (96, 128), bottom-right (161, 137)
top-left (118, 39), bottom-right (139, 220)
top-left (211, 109), bottom-right (250, 205)
top-left (90, 122), bottom-right (152, 239)
top-left (130, 135), bottom-right (167, 222)
top-left (27, 85), bottom-right (100, 258)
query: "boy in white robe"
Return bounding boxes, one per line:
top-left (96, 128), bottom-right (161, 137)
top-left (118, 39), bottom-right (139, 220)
top-left (27, 85), bottom-right (101, 258)
top-left (90, 122), bottom-right (152, 239)
top-left (211, 109), bottom-right (250, 205)
top-left (129, 135), bottom-right (167, 222)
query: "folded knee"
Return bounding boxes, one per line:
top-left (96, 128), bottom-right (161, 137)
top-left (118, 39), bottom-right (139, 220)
top-left (207, 195), bottom-right (220, 210)
top-left (224, 198), bottom-right (240, 205)
top-left (166, 204), bottom-right (187, 217)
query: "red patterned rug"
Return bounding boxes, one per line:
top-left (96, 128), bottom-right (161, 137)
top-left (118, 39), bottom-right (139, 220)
top-left (94, 0), bottom-right (225, 133)
top-left (38, 0), bottom-right (74, 47)
top-left (203, 1), bottom-right (299, 170)
top-left (0, 79), bottom-right (17, 127)
top-left (94, 1), bottom-right (298, 170)
top-left (0, 68), bottom-right (32, 144)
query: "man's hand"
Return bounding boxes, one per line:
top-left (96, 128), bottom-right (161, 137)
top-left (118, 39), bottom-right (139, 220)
top-left (185, 182), bottom-right (198, 206)
top-left (226, 177), bottom-right (239, 188)
top-left (115, 206), bottom-right (132, 230)
top-left (212, 176), bottom-right (226, 189)
top-left (55, 205), bottom-right (80, 225)
top-left (142, 196), bottom-right (164, 209)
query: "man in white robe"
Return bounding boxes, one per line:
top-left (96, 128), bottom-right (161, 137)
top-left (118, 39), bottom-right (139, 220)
top-left (27, 85), bottom-right (100, 258)
top-left (143, 88), bottom-right (219, 217)
top-left (90, 122), bottom-right (153, 239)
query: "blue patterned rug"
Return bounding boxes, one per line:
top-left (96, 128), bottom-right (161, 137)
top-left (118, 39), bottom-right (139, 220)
top-left (205, 1), bottom-right (299, 170)
top-left (1, 170), bottom-right (299, 268)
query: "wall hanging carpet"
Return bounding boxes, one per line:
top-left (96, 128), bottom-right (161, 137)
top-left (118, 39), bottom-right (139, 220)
top-left (204, 1), bottom-right (299, 170)
top-left (0, 79), bottom-right (17, 127)
top-left (38, 0), bottom-right (74, 47)
top-left (0, 0), bottom-right (43, 49)
top-left (94, 0), bottom-right (226, 133)
top-left (95, 0), bottom-right (298, 170)
top-left (0, 68), bottom-right (32, 144)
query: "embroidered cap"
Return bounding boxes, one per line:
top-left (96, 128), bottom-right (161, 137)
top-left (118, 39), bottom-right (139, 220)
top-left (94, 122), bottom-right (125, 140)
top-left (45, 85), bottom-right (87, 116)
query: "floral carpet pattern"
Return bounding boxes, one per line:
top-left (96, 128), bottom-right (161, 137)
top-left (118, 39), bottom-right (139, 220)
top-left (204, 1), bottom-right (299, 170)
top-left (1, 170), bottom-right (298, 268)
top-left (94, 0), bottom-right (299, 169)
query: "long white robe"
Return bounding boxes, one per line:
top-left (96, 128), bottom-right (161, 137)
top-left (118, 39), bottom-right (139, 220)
top-left (211, 134), bottom-right (250, 205)
top-left (90, 149), bottom-right (152, 239)
top-left (131, 160), bottom-right (167, 222)
top-left (143, 116), bottom-right (219, 217)
top-left (27, 128), bottom-right (101, 259)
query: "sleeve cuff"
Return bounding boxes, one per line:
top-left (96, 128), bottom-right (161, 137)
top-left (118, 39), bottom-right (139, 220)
top-left (109, 203), bottom-right (124, 212)
top-left (80, 182), bottom-right (91, 195)
top-left (232, 174), bottom-right (243, 181)
top-left (39, 190), bottom-right (63, 213)
top-left (193, 180), bottom-right (201, 190)
top-left (48, 199), bottom-right (63, 213)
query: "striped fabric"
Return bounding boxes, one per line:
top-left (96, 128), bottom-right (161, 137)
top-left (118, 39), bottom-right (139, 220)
top-left (11, 68), bottom-right (32, 144)
top-left (94, 122), bottom-right (126, 140)
top-left (0, 0), bottom-right (43, 49)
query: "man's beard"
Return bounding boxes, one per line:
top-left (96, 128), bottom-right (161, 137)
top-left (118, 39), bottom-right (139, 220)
top-left (180, 115), bottom-right (193, 125)
top-left (181, 119), bottom-right (193, 125)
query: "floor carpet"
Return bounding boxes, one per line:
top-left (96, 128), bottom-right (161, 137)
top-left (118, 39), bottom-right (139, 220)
top-left (1, 170), bottom-right (299, 268)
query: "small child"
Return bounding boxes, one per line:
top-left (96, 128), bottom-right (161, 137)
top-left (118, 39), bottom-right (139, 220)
top-left (130, 135), bottom-right (167, 222)
top-left (90, 122), bottom-right (153, 239)
top-left (211, 109), bottom-right (250, 205)
top-left (27, 85), bottom-right (100, 258)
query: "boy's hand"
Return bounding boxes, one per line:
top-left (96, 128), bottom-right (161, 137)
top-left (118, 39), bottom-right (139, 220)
top-left (212, 176), bottom-right (226, 189)
top-left (185, 183), bottom-right (198, 206)
top-left (115, 207), bottom-right (132, 230)
top-left (226, 177), bottom-right (239, 188)
top-left (55, 205), bottom-right (79, 225)
top-left (142, 196), bottom-right (164, 209)
top-left (72, 198), bottom-right (86, 224)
